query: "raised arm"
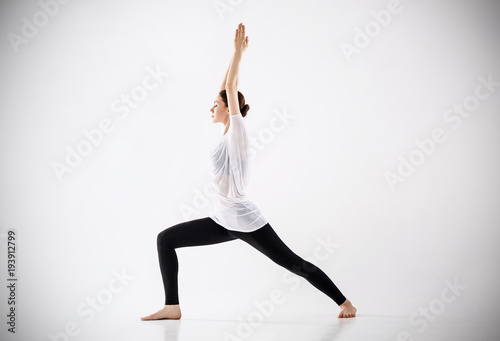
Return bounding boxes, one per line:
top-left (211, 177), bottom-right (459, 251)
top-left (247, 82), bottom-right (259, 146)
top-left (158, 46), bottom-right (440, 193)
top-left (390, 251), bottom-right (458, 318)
top-left (219, 54), bottom-right (236, 92)
top-left (225, 23), bottom-right (248, 116)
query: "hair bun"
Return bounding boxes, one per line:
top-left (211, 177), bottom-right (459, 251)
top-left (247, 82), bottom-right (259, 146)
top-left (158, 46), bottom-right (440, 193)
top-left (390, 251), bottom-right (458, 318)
top-left (241, 103), bottom-right (250, 117)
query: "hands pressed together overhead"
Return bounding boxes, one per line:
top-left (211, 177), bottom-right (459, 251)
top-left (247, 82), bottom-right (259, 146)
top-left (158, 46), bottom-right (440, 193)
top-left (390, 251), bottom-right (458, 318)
top-left (234, 23), bottom-right (248, 53)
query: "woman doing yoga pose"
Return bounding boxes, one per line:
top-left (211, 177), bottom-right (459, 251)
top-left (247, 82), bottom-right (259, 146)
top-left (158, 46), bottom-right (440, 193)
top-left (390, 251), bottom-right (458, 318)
top-left (141, 23), bottom-right (357, 320)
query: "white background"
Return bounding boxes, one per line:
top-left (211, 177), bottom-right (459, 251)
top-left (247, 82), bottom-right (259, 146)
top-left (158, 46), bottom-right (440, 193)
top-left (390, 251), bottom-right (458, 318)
top-left (0, 0), bottom-right (499, 340)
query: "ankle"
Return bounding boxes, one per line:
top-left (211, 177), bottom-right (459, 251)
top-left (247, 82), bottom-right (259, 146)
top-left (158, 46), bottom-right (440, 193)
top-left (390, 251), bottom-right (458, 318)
top-left (340, 299), bottom-right (351, 307)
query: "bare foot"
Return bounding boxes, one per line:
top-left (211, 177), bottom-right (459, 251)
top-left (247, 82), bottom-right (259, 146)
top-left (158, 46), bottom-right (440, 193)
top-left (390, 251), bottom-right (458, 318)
top-left (338, 299), bottom-right (357, 318)
top-left (141, 304), bottom-right (182, 321)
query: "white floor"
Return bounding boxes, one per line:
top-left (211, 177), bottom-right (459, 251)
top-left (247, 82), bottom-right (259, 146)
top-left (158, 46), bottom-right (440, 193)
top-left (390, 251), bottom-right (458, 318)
top-left (92, 314), bottom-right (496, 341)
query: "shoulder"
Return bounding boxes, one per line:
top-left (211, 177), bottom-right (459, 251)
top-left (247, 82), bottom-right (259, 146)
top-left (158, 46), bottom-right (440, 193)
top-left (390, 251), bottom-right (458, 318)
top-left (229, 112), bottom-right (244, 128)
top-left (230, 112), bottom-right (243, 119)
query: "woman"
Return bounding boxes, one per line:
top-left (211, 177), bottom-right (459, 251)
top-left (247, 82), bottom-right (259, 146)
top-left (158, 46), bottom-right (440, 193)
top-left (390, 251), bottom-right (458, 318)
top-left (141, 23), bottom-right (357, 320)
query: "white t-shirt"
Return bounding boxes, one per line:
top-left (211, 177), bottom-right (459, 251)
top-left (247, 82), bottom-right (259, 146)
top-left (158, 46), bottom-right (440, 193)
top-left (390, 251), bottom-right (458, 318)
top-left (206, 112), bottom-right (268, 232)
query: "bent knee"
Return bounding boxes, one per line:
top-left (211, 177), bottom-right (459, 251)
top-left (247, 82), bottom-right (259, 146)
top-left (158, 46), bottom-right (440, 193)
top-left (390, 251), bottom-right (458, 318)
top-left (157, 229), bottom-right (173, 248)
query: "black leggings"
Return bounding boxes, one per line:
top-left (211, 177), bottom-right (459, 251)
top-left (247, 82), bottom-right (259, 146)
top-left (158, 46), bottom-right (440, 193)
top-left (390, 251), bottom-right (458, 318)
top-left (156, 217), bottom-right (347, 306)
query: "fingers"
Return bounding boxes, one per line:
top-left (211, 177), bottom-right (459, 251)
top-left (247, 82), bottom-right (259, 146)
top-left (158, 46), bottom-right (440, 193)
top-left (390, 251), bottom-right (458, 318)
top-left (236, 23), bottom-right (245, 39)
top-left (234, 23), bottom-right (248, 50)
top-left (235, 23), bottom-right (240, 39)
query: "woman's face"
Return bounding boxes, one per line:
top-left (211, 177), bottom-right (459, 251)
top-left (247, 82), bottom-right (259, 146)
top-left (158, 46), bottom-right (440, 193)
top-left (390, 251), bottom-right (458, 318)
top-left (210, 95), bottom-right (228, 124)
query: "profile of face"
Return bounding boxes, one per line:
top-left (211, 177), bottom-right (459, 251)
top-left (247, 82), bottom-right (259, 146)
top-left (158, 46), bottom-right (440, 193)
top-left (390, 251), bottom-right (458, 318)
top-left (210, 95), bottom-right (229, 124)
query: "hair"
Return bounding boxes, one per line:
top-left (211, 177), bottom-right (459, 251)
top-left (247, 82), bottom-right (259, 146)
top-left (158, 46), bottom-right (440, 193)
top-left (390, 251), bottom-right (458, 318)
top-left (219, 90), bottom-right (250, 118)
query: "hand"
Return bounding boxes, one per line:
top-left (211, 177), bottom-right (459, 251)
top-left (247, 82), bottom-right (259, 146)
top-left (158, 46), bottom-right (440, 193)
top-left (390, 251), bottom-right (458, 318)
top-left (234, 23), bottom-right (248, 53)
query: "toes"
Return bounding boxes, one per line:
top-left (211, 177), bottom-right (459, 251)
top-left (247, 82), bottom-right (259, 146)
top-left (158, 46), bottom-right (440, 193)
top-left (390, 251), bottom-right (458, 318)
top-left (338, 310), bottom-right (358, 318)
